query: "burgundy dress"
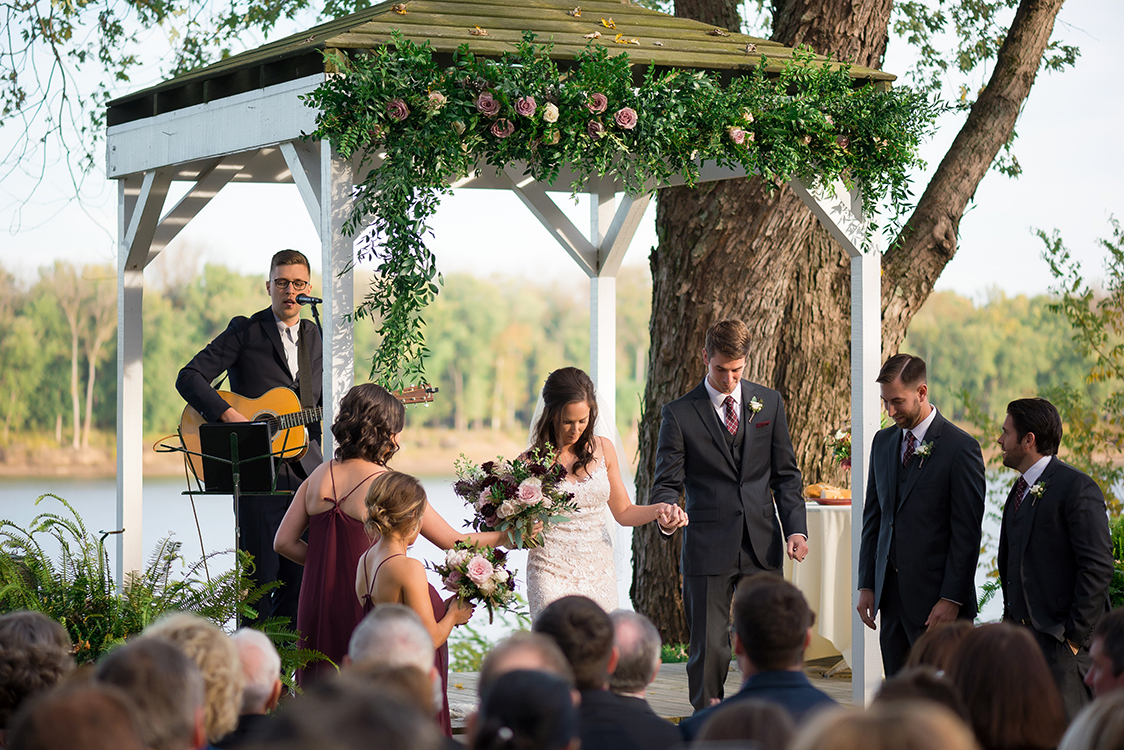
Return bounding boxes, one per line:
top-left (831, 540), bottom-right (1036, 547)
top-left (294, 464), bottom-right (379, 686)
top-left (362, 553), bottom-right (452, 737)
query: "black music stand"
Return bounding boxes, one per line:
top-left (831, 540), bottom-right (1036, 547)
top-left (199, 423), bottom-right (276, 557)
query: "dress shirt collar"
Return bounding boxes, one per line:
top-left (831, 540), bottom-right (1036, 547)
top-left (704, 376), bottom-right (741, 412)
top-left (1021, 455), bottom-right (1052, 488)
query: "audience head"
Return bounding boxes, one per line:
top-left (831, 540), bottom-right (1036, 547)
top-left (332, 383), bottom-right (405, 464)
top-left (473, 670), bottom-right (579, 750)
top-left (905, 620), bottom-right (975, 674)
top-left (791, 701), bottom-right (978, 750)
top-left (531, 367), bottom-right (598, 473)
top-left (478, 632), bottom-right (574, 698)
top-left (696, 698), bottom-right (795, 750)
top-left (347, 604), bottom-right (434, 674)
top-left (949, 622), bottom-right (1066, 750)
top-left (143, 613), bottom-right (243, 743)
top-left (874, 667), bottom-right (970, 723)
top-left (94, 637), bottom-right (206, 750)
top-left (0, 611), bottom-right (75, 730)
top-left (608, 609), bottom-right (662, 695)
top-left (6, 683), bottom-right (145, 750)
top-left (533, 596), bottom-right (615, 691)
top-left (733, 574), bottom-right (813, 672)
top-left (230, 628), bottom-right (282, 715)
top-left (364, 472), bottom-right (428, 540)
top-left (1004, 397), bottom-right (1062, 459)
top-left (1058, 692), bottom-right (1124, 750)
top-left (337, 664), bottom-right (434, 714)
top-left (1087, 608), bottom-right (1124, 698)
top-left (247, 679), bottom-right (440, 750)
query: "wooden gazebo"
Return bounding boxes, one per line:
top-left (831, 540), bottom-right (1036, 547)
top-left (108, 0), bottom-right (895, 701)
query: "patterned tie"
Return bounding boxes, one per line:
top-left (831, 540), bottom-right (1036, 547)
top-left (1011, 476), bottom-right (1029, 515)
top-left (902, 430), bottom-right (916, 467)
top-left (723, 396), bottom-right (738, 435)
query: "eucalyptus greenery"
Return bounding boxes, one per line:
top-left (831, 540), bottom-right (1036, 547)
top-left (0, 494), bottom-right (324, 684)
top-left (305, 33), bottom-right (938, 387)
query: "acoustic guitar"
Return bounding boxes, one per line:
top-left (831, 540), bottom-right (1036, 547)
top-left (179, 384), bottom-right (436, 482)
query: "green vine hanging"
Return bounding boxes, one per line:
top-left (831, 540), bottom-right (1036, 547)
top-left (303, 32), bottom-right (938, 388)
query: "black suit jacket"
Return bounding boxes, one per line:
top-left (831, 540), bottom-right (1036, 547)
top-left (678, 670), bottom-right (838, 740)
top-left (652, 380), bottom-right (805, 574)
top-left (176, 307), bottom-right (324, 478)
top-left (858, 410), bottom-right (985, 624)
top-left (998, 457), bottom-right (1113, 648)
top-left (578, 690), bottom-right (678, 750)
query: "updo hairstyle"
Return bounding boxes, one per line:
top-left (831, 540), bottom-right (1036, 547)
top-left (530, 367), bottom-right (598, 477)
top-left (364, 472), bottom-right (427, 539)
top-left (332, 384), bottom-right (405, 465)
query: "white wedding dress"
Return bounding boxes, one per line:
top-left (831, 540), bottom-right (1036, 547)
top-left (526, 457), bottom-right (618, 619)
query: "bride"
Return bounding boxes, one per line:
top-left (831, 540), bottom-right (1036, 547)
top-left (526, 367), bottom-right (688, 618)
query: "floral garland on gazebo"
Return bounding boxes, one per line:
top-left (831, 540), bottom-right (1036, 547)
top-left (303, 32), bottom-right (938, 387)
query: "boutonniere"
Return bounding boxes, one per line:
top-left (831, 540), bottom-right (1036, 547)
top-left (1029, 482), bottom-right (1048, 505)
top-left (749, 396), bottom-right (764, 415)
top-left (914, 440), bottom-right (934, 466)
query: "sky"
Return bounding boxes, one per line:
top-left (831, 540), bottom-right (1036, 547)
top-left (1, 0), bottom-right (1121, 300)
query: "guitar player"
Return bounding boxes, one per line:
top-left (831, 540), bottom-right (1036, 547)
top-left (176, 249), bottom-right (322, 625)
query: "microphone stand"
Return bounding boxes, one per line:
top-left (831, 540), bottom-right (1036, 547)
top-left (309, 301), bottom-right (322, 335)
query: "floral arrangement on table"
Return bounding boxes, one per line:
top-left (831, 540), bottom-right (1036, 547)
top-left (827, 428), bottom-right (852, 469)
top-left (303, 31), bottom-right (938, 388)
top-left (430, 540), bottom-right (517, 623)
top-left (453, 446), bottom-right (579, 548)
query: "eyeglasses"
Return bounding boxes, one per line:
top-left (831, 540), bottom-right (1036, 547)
top-left (271, 279), bottom-right (310, 291)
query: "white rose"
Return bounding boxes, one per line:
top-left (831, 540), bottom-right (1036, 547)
top-left (497, 500), bottom-right (519, 519)
top-left (542, 102), bottom-right (559, 123)
top-left (492, 569), bottom-right (509, 583)
top-left (478, 577), bottom-right (497, 595)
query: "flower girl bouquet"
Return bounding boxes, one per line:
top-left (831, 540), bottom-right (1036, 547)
top-left (430, 541), bottom-right (517, 623)
top-left (453, 446), bottom-right (579, 548)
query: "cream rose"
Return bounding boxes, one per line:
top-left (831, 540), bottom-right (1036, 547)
top-left (497, 500), bottom-right (519, 519)
top-left (542, 102), bottom-right (559, 123)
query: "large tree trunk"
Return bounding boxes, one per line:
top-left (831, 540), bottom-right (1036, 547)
top-left (632, 0), bottom-right (1065, 641)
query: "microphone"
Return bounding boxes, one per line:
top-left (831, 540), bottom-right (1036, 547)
top-left (296, 293), bottom-right (322, 305)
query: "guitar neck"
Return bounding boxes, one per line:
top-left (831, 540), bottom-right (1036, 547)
top-left (274, 407), bottom-right (323, 432)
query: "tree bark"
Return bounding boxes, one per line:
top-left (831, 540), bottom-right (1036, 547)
top-left (632, 0), bottom-right (1066, 641)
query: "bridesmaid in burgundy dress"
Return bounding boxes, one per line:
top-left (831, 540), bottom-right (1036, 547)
top-left (357, 471), bottom-right (474, 736)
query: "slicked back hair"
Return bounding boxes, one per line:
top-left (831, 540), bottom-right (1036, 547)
top-left (270, 250), bottom-right (310, 275)
top-left (1006, 398), bottom-right (1063, 457)
top-left (877, 353), bottom-right (927, 387)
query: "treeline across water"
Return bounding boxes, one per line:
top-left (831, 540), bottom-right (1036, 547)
top-left (0, 260), bottom-right (1110, 450)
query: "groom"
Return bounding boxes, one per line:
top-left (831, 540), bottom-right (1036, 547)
top-left (651, 318), bottom-right (808, 711)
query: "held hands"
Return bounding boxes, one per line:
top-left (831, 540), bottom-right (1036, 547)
top-left (446, 595), bottom-right (476, 626)
top-left (786, 534), bottom-right (808, 562)
top-left (857, 589), bottom-right (876, 630)
top-left (655, 503), bottom-right (688, 533)
top-left (924, 599), bottom-right (960, 628)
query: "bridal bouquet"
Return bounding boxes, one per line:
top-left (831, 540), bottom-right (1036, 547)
top-left (430, 541), bottom-right (517, 623)
top-left (453, 446), bottom-right (579, 548)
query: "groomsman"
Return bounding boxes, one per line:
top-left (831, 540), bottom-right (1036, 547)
top-left (997, 397), bottom-right (1114, 720)
top-left (857, 353), bottom-right (985, 676)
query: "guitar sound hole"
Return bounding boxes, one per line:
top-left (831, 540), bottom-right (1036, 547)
top-left (254, 411), bottom-right (279, 437)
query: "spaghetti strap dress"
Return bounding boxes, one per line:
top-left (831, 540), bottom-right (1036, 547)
top-left (294, 462), bottom-right (381, 686)
top-left (362, 553), bottom-right (452, 737)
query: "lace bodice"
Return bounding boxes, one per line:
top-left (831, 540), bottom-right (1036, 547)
top-left (527, 459), bottom-right (617, 618)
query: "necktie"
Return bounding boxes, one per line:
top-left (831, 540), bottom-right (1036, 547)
top-left (1011, 476), bottom-right (1029, 515)
top-left (902, 431), bottom-right (916, 467)
top-left (723, 396), bottom-right (738, 435)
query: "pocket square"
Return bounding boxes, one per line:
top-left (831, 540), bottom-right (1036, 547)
top-left (755, 421), bottom-right (771, 428)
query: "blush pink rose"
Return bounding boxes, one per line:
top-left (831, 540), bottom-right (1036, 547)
top-left (427, 91), bottom-right (447, 111)
top-left (476, 91), bottom-right (501, 117)
top-left (466, 555), bottom-right (494, 585)
top-left (727, 126), bottom-right (746, 145)
top-left (517, 478), bottom-right (544, 506)
top-left (613, 107), bottom-right (638, 130)
top-left (491, 118), bottom-right (515, 139)
top-left (587, 120), bottom-right (605, 140)
top-left (444, 569), bottom-right (463, 592)
top-left (515, 96), bottom-right (537, 117)
top-left (586, 93), bottom-right (608, 114)
top-left (386, 98), bottom-right (410, 122)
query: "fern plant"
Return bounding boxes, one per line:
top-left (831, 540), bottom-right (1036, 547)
top-left (0, 494), bottom-right (325, 683)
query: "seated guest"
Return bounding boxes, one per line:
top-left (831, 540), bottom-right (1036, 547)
top-left (790, 702), bottom-right (977, 750)
top-left (477, 632), bottom-right (574, 698)
top-left (949, 623), bottom-right (1066, 750)
top-left (695, 699), bottom-right (794, 750)
top-left (679, 574), bottom-right (837, 741)
top-left (534, 596), bottom-right (678, 750)
top-left (0, 611), bottom-right (75, 744)
top-left (905, 620), bottom-right (974, 674)
top-left (6, 683), bottom-right (145, 750)
top-left (94, 638), bottom-right (207, 750)
top-left (341, 664), bottom-right (434, 715)
top-left (215, 629), bottom-right (283, 749)
top-left (1085, 608), bottom-right (1124, 698)
top-left (1058, 692), bottom-right (1124, 750)
top-left (874, 666), bottom-right (970, 723)
top-left (608, 609), bottom-right (662, 699)
top-left (144, 613), bottom-right (244, 747)
top-left (473, 671), bottom-right (579, 750)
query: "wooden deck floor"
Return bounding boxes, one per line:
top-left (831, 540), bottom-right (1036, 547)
top-left (448, 658), bottom-right (853, 730)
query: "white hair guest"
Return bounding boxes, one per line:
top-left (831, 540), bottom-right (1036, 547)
top-left (215, 629), bottom-right (282, 749)
top-left (609, 610), bottom-right (663, 699)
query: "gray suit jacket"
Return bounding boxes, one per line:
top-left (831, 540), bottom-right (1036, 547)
top-left (857, 410), bottom-right (985, 625)
top-left (651, 379), bottom-right (805, 575)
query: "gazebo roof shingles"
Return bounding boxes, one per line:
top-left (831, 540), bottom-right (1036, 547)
top-left (108, 0), bottom-right (894, 127)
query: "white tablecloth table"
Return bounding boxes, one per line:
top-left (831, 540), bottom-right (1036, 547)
top-left (783, 502), bottom-right (852, 666)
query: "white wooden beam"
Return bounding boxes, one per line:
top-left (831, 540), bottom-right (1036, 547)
top-left (503, 166), bottom-right (597, 274)
top-left (790, 177), bottom-right (868, 259)
top-left (598, 192), bottom-right (652, 276)
top-left (281, 140), bottom-right (323, 229)
top-left (319, 140), bottom-right (355, 457)
top-left (122, 170), bottom-right (172, 271)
